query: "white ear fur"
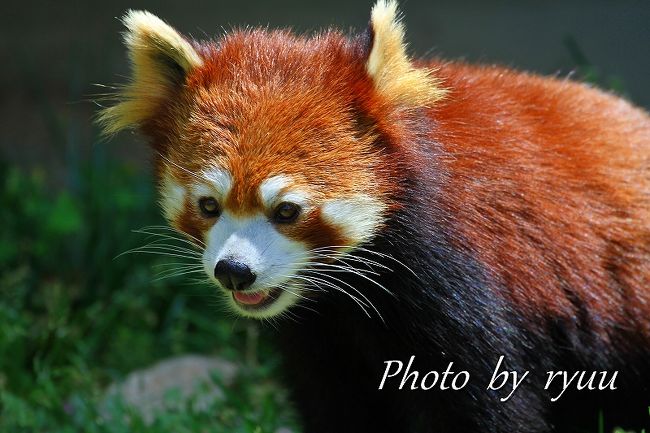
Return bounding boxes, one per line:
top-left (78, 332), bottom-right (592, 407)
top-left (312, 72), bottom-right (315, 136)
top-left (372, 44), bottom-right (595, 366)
top-left (366, 0), bottom-right (445, 106)
top-left (98, 10), bottom-right (203, 135)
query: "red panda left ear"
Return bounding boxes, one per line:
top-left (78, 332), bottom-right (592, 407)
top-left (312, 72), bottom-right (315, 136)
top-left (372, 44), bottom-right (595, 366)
top-left (365, 1), bottom-right (445, 107)
top-left (98, 10), bottom-right (203, 135)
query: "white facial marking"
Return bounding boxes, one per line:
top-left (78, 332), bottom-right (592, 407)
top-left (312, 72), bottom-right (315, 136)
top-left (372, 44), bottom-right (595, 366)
top-left (280, 191), bottom-right (311, 208)
top-left (160, 171), bottom-right (186, 221)
top-left (259, 174), bottom-right (310, 210)
top-left (321, 194), bottom-right (386, 244)
top-left (200, 168), bottom-right (232, 199)
top-left (259, 175), bottom-right (291, 207)
top-left (203, 211), bottom-right (308, 318)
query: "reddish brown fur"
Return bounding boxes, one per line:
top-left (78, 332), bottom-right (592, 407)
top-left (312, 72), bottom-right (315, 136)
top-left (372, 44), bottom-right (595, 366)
top-left (426, 62), bottom-right (650, 342)
top-left (140, 27), bottom-right (649, 343)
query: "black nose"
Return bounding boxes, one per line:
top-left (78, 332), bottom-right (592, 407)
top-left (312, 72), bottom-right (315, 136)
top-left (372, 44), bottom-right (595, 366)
top-left (214, 259), bottom-right (256, 291)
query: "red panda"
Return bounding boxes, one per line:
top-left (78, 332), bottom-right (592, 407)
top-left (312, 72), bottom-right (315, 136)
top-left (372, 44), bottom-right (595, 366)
top-left (98, 1), bottom-right (650, 432)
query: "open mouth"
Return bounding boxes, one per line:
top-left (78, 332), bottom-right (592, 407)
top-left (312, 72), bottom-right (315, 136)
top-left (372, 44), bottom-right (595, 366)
top-left (232, 287), bottom-right (283, 311)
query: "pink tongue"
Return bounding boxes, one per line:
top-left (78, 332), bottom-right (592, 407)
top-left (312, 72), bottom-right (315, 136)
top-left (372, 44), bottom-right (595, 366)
top-left (233, 291), bottom-right (268, 305)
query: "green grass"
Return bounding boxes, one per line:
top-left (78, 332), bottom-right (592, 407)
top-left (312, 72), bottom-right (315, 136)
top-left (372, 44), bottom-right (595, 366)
top-left (0, 160), bottom-right (297, 432)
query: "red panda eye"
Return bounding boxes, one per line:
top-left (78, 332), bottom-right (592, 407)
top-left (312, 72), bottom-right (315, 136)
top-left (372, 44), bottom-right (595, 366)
top-left (273, 202), bottom-right (300, 224)
top-left (198, 197), bottom-right (221, 218)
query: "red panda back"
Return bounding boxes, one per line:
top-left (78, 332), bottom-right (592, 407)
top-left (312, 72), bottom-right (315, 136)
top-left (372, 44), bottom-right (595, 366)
top-left (427, 61), bottom-right (650, 343)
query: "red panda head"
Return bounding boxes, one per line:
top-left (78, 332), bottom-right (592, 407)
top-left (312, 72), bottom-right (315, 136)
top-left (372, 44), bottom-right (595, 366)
top-left (99, 1), bottom-right (444, 318)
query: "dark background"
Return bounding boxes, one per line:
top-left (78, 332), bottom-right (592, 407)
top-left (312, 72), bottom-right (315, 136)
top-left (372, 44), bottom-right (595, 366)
top-left (2, 0), bottom-right (649, 180)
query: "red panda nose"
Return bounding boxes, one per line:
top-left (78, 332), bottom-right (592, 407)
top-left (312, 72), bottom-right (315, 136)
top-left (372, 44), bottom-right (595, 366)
top-left (214, 259), bottom-right (257, 291)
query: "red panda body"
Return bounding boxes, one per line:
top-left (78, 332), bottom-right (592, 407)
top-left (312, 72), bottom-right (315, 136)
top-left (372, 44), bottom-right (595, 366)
top-left (99, 2), bottom-right (650, 432)
top-left (428, 61), bottom-right (650, 343)
top-left (277, 59), bottom-right (650, 433)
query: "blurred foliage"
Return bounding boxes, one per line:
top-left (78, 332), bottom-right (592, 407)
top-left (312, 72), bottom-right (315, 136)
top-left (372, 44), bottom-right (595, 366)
top-left (563, 35), bottom-right (627, 96)
top-left (0, 159), bottom-right (296, 432)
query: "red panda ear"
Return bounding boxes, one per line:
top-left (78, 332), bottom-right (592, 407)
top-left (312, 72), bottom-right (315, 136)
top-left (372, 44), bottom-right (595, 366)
top-left (98, 10), bottom-right (203, 135)
top-left (365, 1), bottom-right (445, 107)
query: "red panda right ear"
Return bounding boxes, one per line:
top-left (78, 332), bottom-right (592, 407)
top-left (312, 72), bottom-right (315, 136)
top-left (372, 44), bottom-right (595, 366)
top-left (365, 0), bottom-right (445, 107)
top-left (97, 10), bottom-right (203, 135)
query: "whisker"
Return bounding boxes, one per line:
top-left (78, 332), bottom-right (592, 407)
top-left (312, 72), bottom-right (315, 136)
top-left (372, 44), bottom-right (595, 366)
top-left (152, 262), bottom-right (204, 269)
top-left (292, 261), bottom-right (394, 300)
top-left (116, 250), bottom-right (201, 261)
top-left (309, 250), bottom-right (393, 273)
top-left (290, 273), bottom-right (372, 319)
top-left (309, 245), bottom-right (417, 277)
top-left (308, 262), bottom-right (394, 298)
top-left (152, 269), bottom-right (206, 282)
top-left (292, 260), bottom-right (380, 276)
top-left (302, 270), bottom-right (384, 322)
top-left (352, 247), bottom-right (418, 278)
top-left (157, 152), bottom-right (204, 182)
top-left (135, 224), bottom-right (206, 248)
top-left (118, 246), bottom-right (202, 260)
top-left (133, 228), bottom-right (205, 249)
top-left (153, 267), bottom-right (204, 278)
top-left (132, 242), bottom-right (202, 256)
top-left (276, 282), bottom-right (312, 303)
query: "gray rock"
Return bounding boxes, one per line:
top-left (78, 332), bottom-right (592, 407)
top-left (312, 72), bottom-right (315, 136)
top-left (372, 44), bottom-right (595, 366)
top-left (103, 354), bottom-right (237, 423)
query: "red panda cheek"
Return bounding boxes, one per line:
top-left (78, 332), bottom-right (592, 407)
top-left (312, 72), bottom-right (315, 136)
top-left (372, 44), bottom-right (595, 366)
top-left (275, 209), bottom-right (348, 250)
top-left (319, 195), bottom-right (387, 246)
top-left (176, 201), bottom-right (207, 245)
top-left (159, 171), bottom-right (186, 222)
top-left (159, 171), bottom-right (208, 244)
top-left (277, 196), bottom-right (388, 251)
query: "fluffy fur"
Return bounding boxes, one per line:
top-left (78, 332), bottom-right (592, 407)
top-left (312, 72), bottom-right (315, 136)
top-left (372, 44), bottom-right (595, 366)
top-left (98, 10), bottom-right (203, 134)
top-left (99, 2), bottom-right (650, 432)
top-left (366, 0), bottom-right (446, 106)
